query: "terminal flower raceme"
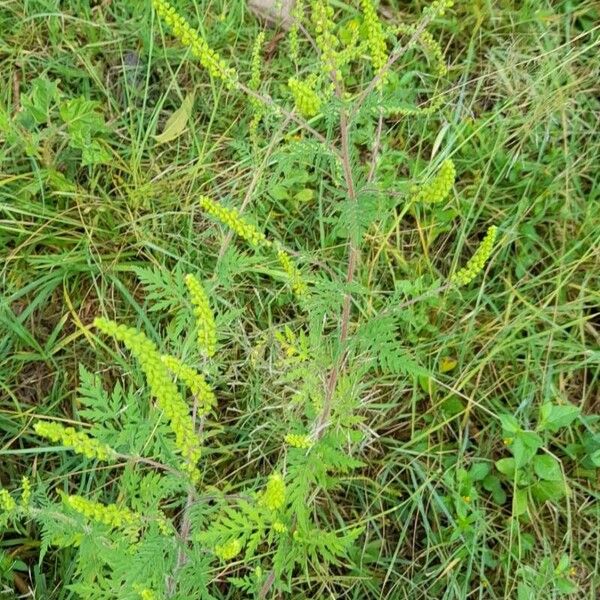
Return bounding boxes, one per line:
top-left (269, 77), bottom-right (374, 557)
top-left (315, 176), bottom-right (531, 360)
top-left (198, 195), bottom-right (270, 249)
top-left (452, 226), bottom-right (498, 286)
top-left (152, 0), bottom-right (237, 86)
top-left (94, 318), bottom-right (201, 482)
top-left (184, 274), bottom-right (217, 357)
top-left (284, 433), bottom-right (313, 449)
top-left (260, 472), bottom-right (286, 511)
top-left (412, 159), bottom-right (456, 204)
top-left (34, 421), bottom-right (114, 461)
top-left (161, 354), bottom-right (216, 415)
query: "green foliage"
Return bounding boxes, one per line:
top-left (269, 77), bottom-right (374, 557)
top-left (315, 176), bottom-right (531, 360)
top-left (495, 403), bottom-right (582, 516)
top-left (6, 76), bottom-right (112, 167)
top-left (1, 0), bottom-right (598, 598)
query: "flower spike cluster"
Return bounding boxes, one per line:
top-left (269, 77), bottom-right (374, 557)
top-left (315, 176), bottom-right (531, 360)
top-left (284, 433), bottom-right (313, 449)
top-left (412, 158), bottom-right (456, 204)
top-left (152, 0), bottom-right (237, 86)
top-left (249, 32), bottom-right (264, 93)
top-left (0, 489), bottom-right (16, 512)
top-left (424, 0), bottom-right (455, 18)
top-left (65, 495), bottom-right (141, 531)
top-left (215, 538), bottom-right (242, 561)
top-left (310, 0), bottom-right (340, 77)
top-left (198, 195), bottom-right (270, 249)
top-left (260, 472), bottom-right (286, 511)
top-left (383, 23), bottom-right (448, 117)
top-left (21, 477), bottom-right (31, 506)
top-left (184, 274), bottom-right (217, 357)
top-left (451, 226), bottom-right (498, 286)
top-left (360, 0), bottom-right (388, 82)
top-left (161, 354), bottom-right (216, 415)
top-left (396, 23), bottom-right (447, 78)
top-left (248, 31), bottom-right (266, 138)
top-left (277, 247), bottom-right (308, 298)
top-left (289, 0), bottom-right (305, 62)
top-left (288, 76), bottom-right (322, 118)
top-left (133, 587), bottom-right (158, 600)
top-left (34, 421), bottom-right (115, 461)
top-left (94, 318), bottom-right (201, 482)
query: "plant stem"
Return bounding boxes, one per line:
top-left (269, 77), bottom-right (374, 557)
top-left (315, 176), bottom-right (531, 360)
top-left (167, 393), bottom-right (201, 596)
top-left (315, 104), bottom-right (358, 438)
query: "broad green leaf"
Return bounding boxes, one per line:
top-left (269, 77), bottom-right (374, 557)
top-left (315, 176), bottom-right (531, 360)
top-left (269, 183), bottom-right (289, 200)
top-left (511, 438), bottom-right (533, 468)
top-left (556, 553), bottom-right (570, 572)
top-left (441, 395), bottom-right (464, 417)
top-left (499, 414), bottom-right (520, 434)
top-left (517, 583), bottom-right (534, 600)
top-left (59, 97), bottom-right (106, 145)
top-left (513, 487), bottom-right (528, 516)
top-left (520, 430), bottom-right (544, 450)
top-left (516, 469), bottom-right (534, 487)
top-left (538, 403), bottom-right (580, 433)
top-left (555, 577), bottom-right (577, 594)
top-left (295, 188), bottom-right (314, 203)
top-left (512, 431), bottom-right (543, 468)
top-left (21, 77), bottom-right (59, 124)
top-left (154, 93), bottom-right (195, 144)
top-left (533, 454), bottom-right (562, 481)
top-left (483, 474), bottom-right (507, 504)
top-left (81, 140), bottom-right (111, 166)
top-left (495, 457), bottom-right (516, 477)
top-left (468, 462), bottom-right (491, 481)
top-left (439, 356), bottom-right (457, 372)
top-left (531, 479), bottom-right (567, 502)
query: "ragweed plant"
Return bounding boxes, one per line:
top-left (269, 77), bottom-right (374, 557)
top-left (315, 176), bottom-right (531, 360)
top-left (2, 1), bottom-right (533, 598)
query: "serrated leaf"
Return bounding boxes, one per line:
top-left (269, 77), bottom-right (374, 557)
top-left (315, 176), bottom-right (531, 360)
top-left (531, 479), bottom-right (567, 502)
top-left (21, 77), bottom-right (60, 124)
top-left (81, 140), bottom-right (111, 166)
top-left (382, 351), bottom-right (430, 378)
top-left (533, 454), bottom-right (562, 481)
top-left (154, 93), bottom-right (195, 144)
top-left (538, 403), bottom-right (580, 433)
top-left (468, 462), bottom-right (491, 481)
top-left (59, 97), bottom-right (107, 145)
top-left (333, 190), bottom-right (380, 243)
top-left (499, 414), bottom-right (520, 434)
top-left (512, 431), bottom-right (543, 468)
